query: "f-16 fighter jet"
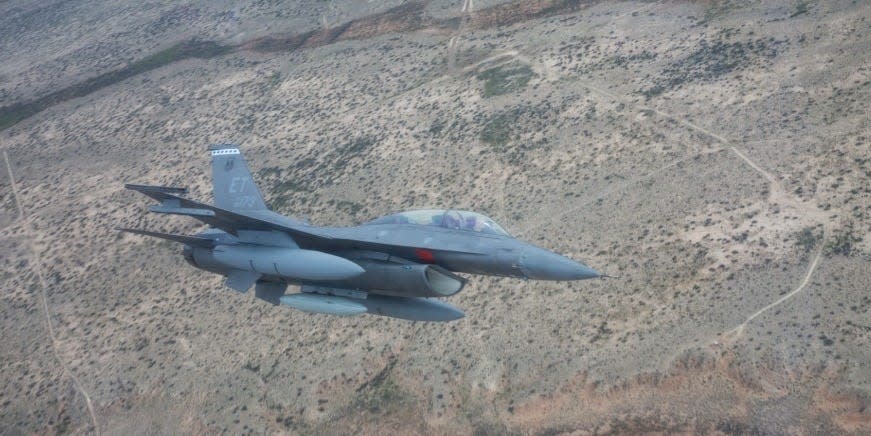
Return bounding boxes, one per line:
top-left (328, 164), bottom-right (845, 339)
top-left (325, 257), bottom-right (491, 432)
top-left (121, 144), bottom-right (601, 321)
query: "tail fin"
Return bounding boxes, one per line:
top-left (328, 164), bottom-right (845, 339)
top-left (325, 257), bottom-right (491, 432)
top-left (209, 144), bottom-right (268, 211)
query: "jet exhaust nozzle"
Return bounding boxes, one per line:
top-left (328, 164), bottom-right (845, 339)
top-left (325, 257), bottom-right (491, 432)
top-left (324, 260), bottom-right (465, 298)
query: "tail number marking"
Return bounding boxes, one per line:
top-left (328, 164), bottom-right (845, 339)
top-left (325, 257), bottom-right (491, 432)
top-left (233, 195), bottom-right (258, 208)
top-left (229, 177), bottom-right (248, 193)
top-left (229, 177), bottom-right (257, 208)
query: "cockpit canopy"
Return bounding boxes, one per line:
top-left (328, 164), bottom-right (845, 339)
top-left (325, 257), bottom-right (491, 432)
top-left (365, 209), bottom-right (511, 236)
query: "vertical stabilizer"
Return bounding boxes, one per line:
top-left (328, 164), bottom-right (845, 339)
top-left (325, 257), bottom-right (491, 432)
top-left (209, 144), bottom-right (268, 211)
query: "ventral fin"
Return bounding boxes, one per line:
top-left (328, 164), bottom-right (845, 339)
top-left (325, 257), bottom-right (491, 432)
top-left (225, 269), bottom-right (261, 293)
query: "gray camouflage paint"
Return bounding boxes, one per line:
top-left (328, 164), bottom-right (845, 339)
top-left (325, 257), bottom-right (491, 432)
top-left (120, 145), bottom-right (600, 321)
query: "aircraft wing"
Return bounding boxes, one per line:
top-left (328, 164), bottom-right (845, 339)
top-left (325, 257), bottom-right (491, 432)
top-left (125, 184), bottom-right (486, 255)
top-left (124, 184), bottom-right (332, 245)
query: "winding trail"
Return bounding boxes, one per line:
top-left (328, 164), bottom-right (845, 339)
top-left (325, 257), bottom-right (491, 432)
top-left (727, 243), bottom-right (825, 337)
top-left (729, 145), bottom-right (778, 186)
top-left (3, 151), bottom-right (23, 222)
top-left (511, 60), bottom-right (831, 339)
top-left (578, 80), bottom-right (832, 341)
top-left (3, 150), bottom-right (100, 434)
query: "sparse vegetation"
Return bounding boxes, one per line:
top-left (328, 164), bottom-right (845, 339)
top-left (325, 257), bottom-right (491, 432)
top-left (642, 31), bottom-right (783, 98)
top-left (273, 179), bottom-right (308, 194)
top-left (351, 360), bottom-right (409, 414)
top-left (353, 377), bottom-right (407, 413)
top-left (478, 104), bottom-right (554, 164)
top-left (640, 85), bottom-right (666, 99)
top-left (334, 200), bottom-right (363, 216)
top-left (0, 103), bottom-right (32, 131)
top-left (479, 110), bottom-right (517, 149)
top-left (696, 1), bottom-right (742, 26)
top-left (3, 0), bottom-right (869, 434)
top-left (794, 226), bottom-right (820, 252)
top-left (0, 39), bottom-right (231, 131)
top-left (790, 1), bottom-right (810, 18)
top-left (824, 224), bottom-right (862, 256)
top-left (476, 62), bottom-right (536, 97)
top-left (130, 40), bottom-right (230, 75)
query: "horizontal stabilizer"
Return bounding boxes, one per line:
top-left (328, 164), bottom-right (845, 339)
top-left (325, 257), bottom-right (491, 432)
top-left (117, 227), bottom-right (216, 248)
top-left (124, 184), bottom-right (188, 195)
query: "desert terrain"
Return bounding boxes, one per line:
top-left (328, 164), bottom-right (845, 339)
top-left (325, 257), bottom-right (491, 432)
top-left (0, 0), bottom-right (869, 434)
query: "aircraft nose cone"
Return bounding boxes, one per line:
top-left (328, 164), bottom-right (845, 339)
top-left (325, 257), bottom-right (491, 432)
top-left (519, 246), bottom-right (600, 281)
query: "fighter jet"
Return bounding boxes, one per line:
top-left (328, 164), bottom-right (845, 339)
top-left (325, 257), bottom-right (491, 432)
top-left (120, 144), bottom-right (600, 321)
